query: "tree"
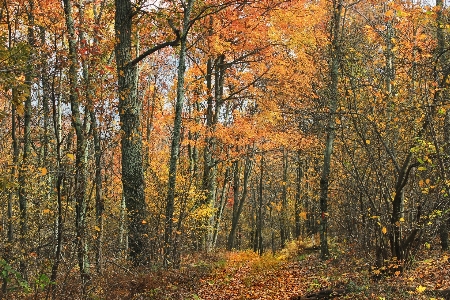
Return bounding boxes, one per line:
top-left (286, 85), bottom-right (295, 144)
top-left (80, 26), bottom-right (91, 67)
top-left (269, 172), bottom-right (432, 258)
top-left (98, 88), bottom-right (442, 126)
top-left (114, 0), bottom-right (180, 265)
top-left (164, 0), bottom-right (195, 267)
top-left (318, 0), bottom-right (343, 260)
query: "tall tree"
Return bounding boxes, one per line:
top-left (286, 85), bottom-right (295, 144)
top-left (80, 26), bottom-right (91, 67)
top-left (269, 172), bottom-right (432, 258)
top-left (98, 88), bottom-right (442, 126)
top-left (115, 0), bottom-right (180, 265)
top-left (319, 0), bottom-right (343, 260)
top-left (436, 0), bottom-right (449, 251)
top-left (62, 0), bottom-right (91, 287)
top-left (164, 0), bottom-right (195, 267)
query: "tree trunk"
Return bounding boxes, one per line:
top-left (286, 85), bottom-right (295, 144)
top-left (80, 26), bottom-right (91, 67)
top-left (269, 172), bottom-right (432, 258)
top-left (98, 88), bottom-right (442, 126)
top-left (280, 148), bottom-right (288, 248)
top-left (295, 150), bottom-right (303, 239)
top-left (49, 77), bottom-right (64, 297)
top-left (212, 167), bottom-right (230, 249)
top-left (437, 0), bottom-right (449, 251)
top-left (18, 0), bottom-right (35, 278)
top-left (227, 156), bottom-right (252, 250)
top-left (90, 109), bottom-right (104, 273)
top-left (256, 155), bottom-right (264, 256)
top-left (63, 0), bottom-right (91, 285)
top-left (115, 0), bottom-right (148, 265)
top-left (164, 0), bottom-right (194, 267)
top-left (319, 0), bottom-right (343, 260)
top-left (202, 54), bottom-right (225, 251)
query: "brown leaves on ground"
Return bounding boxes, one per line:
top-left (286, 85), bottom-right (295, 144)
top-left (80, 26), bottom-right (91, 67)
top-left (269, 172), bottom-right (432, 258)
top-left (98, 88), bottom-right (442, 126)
top-left (20, 242), bottom-right (450, 299)
top-left (193, 244), bottom-right (450, 300)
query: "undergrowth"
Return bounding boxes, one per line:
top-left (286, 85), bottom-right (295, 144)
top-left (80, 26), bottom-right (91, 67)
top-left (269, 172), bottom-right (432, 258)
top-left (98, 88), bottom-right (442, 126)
top-left (2, 240), bottom-right (449, 299)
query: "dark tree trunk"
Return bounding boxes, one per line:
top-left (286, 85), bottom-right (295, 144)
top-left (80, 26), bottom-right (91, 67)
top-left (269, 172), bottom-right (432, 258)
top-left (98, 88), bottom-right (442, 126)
top-left (18, 0), bottom-right (35, 279)
top-left (227, 155), bottom-right (253, 250)
top-left (49, 78), bottom-right (64, 297)
top-left (256, 155), bottom-right (264, 256)
top-left (63, 0), bottom-right (91, 285)
top-left (280, 148), bottom-right (288, 248)
top-left (437, 0), bottom-right (449, 252)
top-left (115, 0), bottom-right (148, 265)
top-left (212, 167), bottom-right (230, 249)
top-left (164, 0), bottom-right (194, 267)
top-left (295, 150), bottom-right (303, 239)
top-left (319, 0), bottom-right (343, 260)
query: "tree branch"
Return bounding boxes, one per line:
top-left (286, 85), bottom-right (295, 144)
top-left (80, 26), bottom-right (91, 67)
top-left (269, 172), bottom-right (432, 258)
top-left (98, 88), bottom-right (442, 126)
top-left (127, 19), bottom-right (181, 67)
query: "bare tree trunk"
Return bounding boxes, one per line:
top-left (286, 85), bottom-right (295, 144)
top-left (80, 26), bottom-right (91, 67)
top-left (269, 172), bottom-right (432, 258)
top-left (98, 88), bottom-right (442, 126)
top-left (212, 167), bottom-right (230, 249)
top-left (17, 0), bottom-right (35, 279)
top-left (437, 0), bottom-right (449, 251)
top-left (256, 155), bottom-right (264, 256)
top-left (49, 75), bottom-right (64, 297)
top-left (295, 150), bottom-right (303, 239)
top-left (90, 110), bottom-right (103, 273)
top-left (227, 154), bottom-right (253, 250)
top-left (63, 0), bottom-right (90, 286)
top-left (319, 0), bottom-right (343, 260)
top-left (201, 54), bottom-right (225, 251)
top-left (280, 148), bottom-right (288, 248)
top-left (164, 0), bottom-right (194, 267)
top-left (115, 0), bottom-right (147, 265)
top-left (88, 1), bottom-right (106, 274)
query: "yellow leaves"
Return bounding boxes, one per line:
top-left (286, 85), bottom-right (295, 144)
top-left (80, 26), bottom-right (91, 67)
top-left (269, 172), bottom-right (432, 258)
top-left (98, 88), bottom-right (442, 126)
top-left (141, 220), bottom-right (147, 224)
top-left (66, 153), bottom-right (75, 160)
top-left (94, 226), bottom-right (101, 231)
top-left (39, 167), bottom-right (48, 176)
top-left (385, 10), bottom-right (395, 18)
top-left (16, 104), bottom-right (25, 116)
top-left (382, 227), bottom-right (387, 234)
top-left (416, 285), bottom-right (426, 293)
top-left (299, 212), bottom-right (307, 220)
top-left (416, 33), bottom-right (428, 41)
top-left (365, 140), bottom-right (370, 145)
top-left (43, 209), bottom-right (51, 214)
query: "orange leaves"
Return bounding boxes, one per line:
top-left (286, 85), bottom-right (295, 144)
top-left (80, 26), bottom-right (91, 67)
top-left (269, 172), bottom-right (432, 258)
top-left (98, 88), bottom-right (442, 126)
top-left (39, 167), bottom-right (48, 176)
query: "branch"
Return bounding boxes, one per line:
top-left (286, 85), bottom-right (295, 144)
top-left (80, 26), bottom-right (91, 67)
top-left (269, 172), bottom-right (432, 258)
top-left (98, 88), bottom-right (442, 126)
top-left (127, 19), bottom-right (181, 67)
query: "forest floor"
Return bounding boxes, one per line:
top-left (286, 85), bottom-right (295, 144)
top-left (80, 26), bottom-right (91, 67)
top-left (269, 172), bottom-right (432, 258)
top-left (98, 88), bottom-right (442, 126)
top-left (94, 240), bottom-right (450, 300)
top-left (11, 240), bottom-right (450, 299)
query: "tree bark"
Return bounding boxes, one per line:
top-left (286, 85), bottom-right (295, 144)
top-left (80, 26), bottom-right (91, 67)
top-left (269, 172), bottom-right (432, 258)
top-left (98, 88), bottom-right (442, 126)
top-left (202, 54), bottom-right (225, 251)
top-left (280, 148), bottom-right (288, 248)
top-left (164, 0), bottom-right (194, 267)
top-left (295, 150), bottom-right (303, 239)
top-left (212, 167), bottom-right (230, 249)
top-left (63, 0), bottom-right (91, 285)
top-left (227, 155), bottom-right (253, 250)
top-left (49, 74), bottom-right (64, 297)
top-left (115, 0), bottom-right (148, 265)
top-left (255, 155), bottom-right (264, 256)
top-left (437, 0), bottom-right (449, 251)
top-left (319, 0), bottom-right (343, 260)
top-left (18, 0), bottom-right (35, 278)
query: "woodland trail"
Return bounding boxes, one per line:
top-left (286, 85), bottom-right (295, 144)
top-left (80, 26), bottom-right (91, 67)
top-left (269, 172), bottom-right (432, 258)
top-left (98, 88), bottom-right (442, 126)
top-left (192, 245), bottom-right (450, 300)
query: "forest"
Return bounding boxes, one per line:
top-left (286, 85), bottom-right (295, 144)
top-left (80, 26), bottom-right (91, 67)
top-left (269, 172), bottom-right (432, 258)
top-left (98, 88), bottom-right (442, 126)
top-left (1, 0), bottom-right (450, 299)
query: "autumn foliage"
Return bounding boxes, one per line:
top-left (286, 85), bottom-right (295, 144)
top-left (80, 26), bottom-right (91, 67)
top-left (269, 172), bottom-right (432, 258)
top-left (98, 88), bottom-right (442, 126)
top-left (0, 0), bottom-right (450, 298)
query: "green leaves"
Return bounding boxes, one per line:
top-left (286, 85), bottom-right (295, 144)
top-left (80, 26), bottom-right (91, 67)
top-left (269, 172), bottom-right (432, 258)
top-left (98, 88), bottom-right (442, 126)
top-left (0, 259), bottom-right (30, 293)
